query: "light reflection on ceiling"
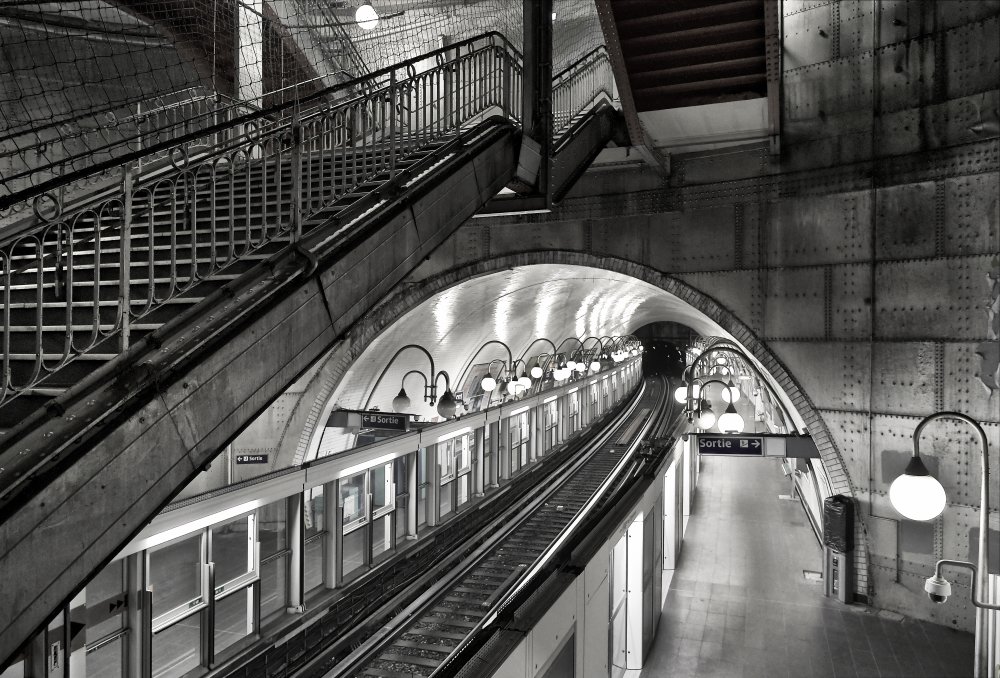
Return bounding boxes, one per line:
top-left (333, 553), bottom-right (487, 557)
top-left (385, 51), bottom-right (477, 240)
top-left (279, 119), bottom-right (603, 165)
top-left (327, 264), bottom-right (730, 424)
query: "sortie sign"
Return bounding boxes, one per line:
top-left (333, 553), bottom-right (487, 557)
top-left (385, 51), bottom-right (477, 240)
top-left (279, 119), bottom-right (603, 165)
top-left (361, 412), bottom-right (409, 431)
top-left (236, 454), bottom-right (269, 464)
top-left (697, 435), bottom-right (764, 456)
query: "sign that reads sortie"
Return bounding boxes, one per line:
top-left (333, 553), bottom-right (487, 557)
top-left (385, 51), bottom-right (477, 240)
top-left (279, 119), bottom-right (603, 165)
top-left (236, 454), bottom-right (269, 464)
top-left (697, 435), bottom-right (764, 456)
top-left (361, 412), bottom-right (409, 431)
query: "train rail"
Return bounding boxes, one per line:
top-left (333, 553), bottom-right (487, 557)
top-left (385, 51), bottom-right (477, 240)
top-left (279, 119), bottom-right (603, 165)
top-left (298, 376), bottom-right (677, 678)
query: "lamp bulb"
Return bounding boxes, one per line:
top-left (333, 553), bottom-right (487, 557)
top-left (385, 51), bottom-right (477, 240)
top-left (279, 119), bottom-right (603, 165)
top-left (355, 2), bottom-right (379, 30)
top-left (530, 366), bottom-right (543, 379)
top-left (481, 376), bottom-right (497, 392)
top-left (889, 470), bottom-right (947, 521)
top-left (392, 388), bottom-right (410, 413)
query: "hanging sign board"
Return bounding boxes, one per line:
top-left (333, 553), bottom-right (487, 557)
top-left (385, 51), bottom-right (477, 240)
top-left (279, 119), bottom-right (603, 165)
top-left (695, 434), bottom-right (820, 458)
top-left (697, 435), bottom-right (764, 456)
top-left (360, 412), bottom-right (409, 431)
top-left (236, 454), bottom-right (269, 464)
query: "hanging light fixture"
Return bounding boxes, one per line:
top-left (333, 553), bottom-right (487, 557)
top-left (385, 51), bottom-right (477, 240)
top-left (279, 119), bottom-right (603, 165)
top-left (355, 2), bottom-right (380, 30)
top-left (518, 375), bottom-right (532, 389)
top-left (889, 454), bottom-right (947, 521)
top-left (589, 360), bottom-right (601, 372)
top-left (481, 375), bottom-right (497, 392)
top-left (530, 365), bottom-right (543, 379)
top-left (696, 405), bottom-right (716, 430)
top-left (721, 379), bottom-right (742, 403)
top-left (392, 388), bottom-right (411, 413)
top-left (718, 403), bottom-right (745, 434)
top-left (436, 390), bottom-right (457, 418)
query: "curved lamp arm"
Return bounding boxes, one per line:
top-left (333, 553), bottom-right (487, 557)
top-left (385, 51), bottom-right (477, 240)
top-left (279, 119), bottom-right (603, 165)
top-left (362, 343), bottom-right (436, 410)
top-left (554, 336), bottom-right (584, 355)
top-left (685, 377), bottom-right (736, 421)
top-left (517, 336), bottom-right (558, 363)
top-left (454, 339), bottom-right (514, 393)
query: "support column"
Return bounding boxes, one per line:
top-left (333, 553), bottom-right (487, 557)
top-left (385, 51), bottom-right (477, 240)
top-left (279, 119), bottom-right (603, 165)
top-left (499, 418), bottom-right (510, 481)
top-left (286, 493), bottom-right (304, 612)
top-left (426, 444), bottom-right (440, 527)
top-left (323, 481), bottom-right (337, 588)
top-left (516, 0), bottom-right (552, 196)
top-left (407, 450), bottom-right (418, 538)
top-left (488, 421), bottom-right (500, 488)
top-left (474, 426), bottom-right (485, 496)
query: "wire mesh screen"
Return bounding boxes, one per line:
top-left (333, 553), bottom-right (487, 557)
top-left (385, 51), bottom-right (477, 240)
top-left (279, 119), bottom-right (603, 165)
top-left (0, 1), bottom-right (606, 218)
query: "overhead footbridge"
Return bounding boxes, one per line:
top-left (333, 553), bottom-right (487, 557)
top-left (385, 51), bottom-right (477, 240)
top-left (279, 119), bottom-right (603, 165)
top-left (0, 33), bottom-right (624, 664)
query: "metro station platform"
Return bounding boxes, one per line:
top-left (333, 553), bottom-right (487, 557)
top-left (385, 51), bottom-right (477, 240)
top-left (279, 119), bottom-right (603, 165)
top-left (643, 456), bottom-right (975, 678)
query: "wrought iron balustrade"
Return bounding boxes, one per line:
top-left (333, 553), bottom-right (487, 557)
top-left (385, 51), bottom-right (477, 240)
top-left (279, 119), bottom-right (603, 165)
top-left (0, 33), bottom-right (609, 414)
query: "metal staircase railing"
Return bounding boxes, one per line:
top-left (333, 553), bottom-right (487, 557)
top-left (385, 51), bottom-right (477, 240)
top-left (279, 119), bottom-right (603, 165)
top-left (0, 34), bottom-right (613, 426)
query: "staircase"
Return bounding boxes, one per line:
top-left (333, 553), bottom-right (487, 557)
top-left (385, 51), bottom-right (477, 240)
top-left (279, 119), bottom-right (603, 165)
top-left (0, 32), bottom-right (621, 666)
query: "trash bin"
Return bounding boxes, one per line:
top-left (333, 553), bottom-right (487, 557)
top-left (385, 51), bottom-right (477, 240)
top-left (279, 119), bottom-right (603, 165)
top-left (823, 494), bottom-right (853, 553)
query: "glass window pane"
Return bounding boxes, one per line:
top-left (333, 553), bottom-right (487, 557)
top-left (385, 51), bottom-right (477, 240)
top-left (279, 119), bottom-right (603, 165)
top-left (305, 486), bottom-right (327, 539)
top-left (372, 463), bottom-right (391, 511)
top-left (212, 515), bottom-right (253, 587)
top-left (340, 474), bottom-right (366, 526)
top-left (457, 436), bottom-right (471, 472)
top-left (439, 443), bottom-right (454, 480)
top-left (152, 615), bottom-right (201, 678)
top-left (260, 555), bottom-right (287, 622)
top-left (149, 534), bottom-right (202, 619)
top-left (304, 537), bottom-right (325, 593)
top-left (259, 500), bottom-right (287, 560)
top-left (440, 480), bottom-right (453, 518)
top-left (86, 560), bottom-right (125, 643)
top-left (214, 588), bottom-right (253, 657)
top-left (86, 636), bottom-right (123, 678)
top-left (372, 514), bottom-right (393, 561)
top-left (342, 528), bottom-right (366, 579)
top-left (417, 485), bottom-right (427, 528)
top-left (457, 475), bottom-right (470, 508)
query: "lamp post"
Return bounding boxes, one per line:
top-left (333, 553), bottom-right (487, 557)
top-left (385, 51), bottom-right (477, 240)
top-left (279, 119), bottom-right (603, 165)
top-left (888, 411), bottom-right (993, 678)
top-left (682, 377), bottom-right (744, 433)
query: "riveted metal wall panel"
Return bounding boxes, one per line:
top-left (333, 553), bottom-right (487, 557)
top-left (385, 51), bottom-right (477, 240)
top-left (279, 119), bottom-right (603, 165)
top-left (944, 17), bottom-right (1000, 101)
top-left (874, 181), bottom-right (937, 260)
top-left (768, 340), bottom-right (871, 411)
top-left (837, 0), bottom-right (875, 58)
top-left (874, 256), bottom-right (992, 340)
top-left (675, 270), bottom-right (764, 334)
top-left (674, 146), bottom-right (772, 186)
top-left (644, 212), bottom-right (682, 272)
top-left (783, 3), bottom-right (835, 71)
top-left (944, 343), bottom-right (1000, 422)
top-left (764, 267), bottom-right (826, 338)
top-left (936, 0), bottom-right (1000, 31)
top-left (488, 219), bottom-right (588, 255)
top-left (830, 262), bottom-right (871, 339)
top-left (870, 342), bottom-right (938, 414)
top-left (945, 173), bottom-right (1000, 256)
top-left (818, 409), bottom-right (871, 495)
top-left (874, 92), bottom-right (999, 157)
top-left (741, 201), bottom-right (763, 270)
top-left (877, 37), bottom-right (936, 114)
top-left (670, 205), bottom-right (738, 271)
top-left (767, 191), bottom-right (872, 267)
top-left (879, 0), bottom-right (933, 44)
top-left (784, 54), bottom-right (875, 122)
top-left (591, 216), bottom-right (652, 265)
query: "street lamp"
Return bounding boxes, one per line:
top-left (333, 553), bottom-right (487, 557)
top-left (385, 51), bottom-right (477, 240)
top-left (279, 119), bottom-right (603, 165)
top-left (888, 411), bottom-right (992, 678)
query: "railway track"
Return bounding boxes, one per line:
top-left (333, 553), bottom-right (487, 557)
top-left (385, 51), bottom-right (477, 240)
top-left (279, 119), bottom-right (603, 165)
top-left (301, 376), bottom-right (676, 678)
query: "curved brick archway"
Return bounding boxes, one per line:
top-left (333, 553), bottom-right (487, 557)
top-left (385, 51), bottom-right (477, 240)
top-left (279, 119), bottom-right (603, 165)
top-left (281, 250), bottom-right (872, 598)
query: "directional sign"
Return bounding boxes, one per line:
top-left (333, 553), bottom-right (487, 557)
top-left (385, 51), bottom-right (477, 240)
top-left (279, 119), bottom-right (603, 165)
top-left (360, 412), bottom-right (408, 431)
top-left (236, 454), bottom-right (269, 464)
top-left (697, 435), bottom-right (764, 456)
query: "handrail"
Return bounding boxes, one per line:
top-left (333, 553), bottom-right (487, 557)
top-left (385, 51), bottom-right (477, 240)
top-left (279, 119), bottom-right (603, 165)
top-left (0, 34), bottom-right (610, 412)
top-left (0, 31), bottom-right (519, 213)
top-left (552, 45), bottom-right (608, 82)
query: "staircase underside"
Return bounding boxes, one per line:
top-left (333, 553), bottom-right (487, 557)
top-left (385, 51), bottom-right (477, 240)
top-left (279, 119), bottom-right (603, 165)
top-left (0, 120), bottom-right (519, 663)
top-left (608, 0), bottom-right (767, 111)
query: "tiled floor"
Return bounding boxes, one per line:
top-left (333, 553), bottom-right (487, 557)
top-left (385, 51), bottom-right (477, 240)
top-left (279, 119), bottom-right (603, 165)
top-left (641, 456), bottom-right (975, 678)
